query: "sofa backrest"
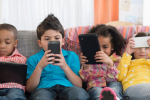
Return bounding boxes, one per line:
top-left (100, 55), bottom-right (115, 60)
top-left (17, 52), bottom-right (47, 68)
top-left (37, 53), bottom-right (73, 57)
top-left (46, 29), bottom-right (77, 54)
top-left (62, 25), bottom-right (137, 56)
top-left (17, 25), bottom-right (150, 58)
top-left (17, 31), bottom-right (41, 58)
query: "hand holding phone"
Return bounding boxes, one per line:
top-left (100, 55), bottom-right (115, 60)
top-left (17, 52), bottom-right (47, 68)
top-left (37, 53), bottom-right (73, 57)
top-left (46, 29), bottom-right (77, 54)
top-left (52, 49), bottom-right (69, 70)
top-left (48, 41), bottom-right (60, 63)
top-left (125, 38), bottom-right (137, 55)
top-left (80, 53), bottom-right (90, 70)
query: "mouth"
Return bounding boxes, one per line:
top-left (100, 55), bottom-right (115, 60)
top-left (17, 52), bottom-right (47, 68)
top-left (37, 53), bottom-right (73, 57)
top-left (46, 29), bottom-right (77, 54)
top-left (139, 55), bottom-right (145, 57)
top-left (0, 51), bottom-right (6, 55)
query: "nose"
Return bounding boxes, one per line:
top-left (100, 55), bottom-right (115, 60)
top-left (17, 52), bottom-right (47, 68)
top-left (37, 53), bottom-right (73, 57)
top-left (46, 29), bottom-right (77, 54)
top-left (140, 48), bottom-right (146, 53)
top-left (0, 43), bottom-right (6, 49)
top-left (50, 38), bottom-right (55, 41)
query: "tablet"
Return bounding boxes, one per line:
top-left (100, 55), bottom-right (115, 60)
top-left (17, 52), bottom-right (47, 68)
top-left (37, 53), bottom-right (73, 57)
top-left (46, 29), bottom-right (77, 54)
top-left (133, 36), bottom-right (150, 48)
top-left (78, 34), bottom-right (102, 64)
top-left (0, 61), bottom-right (27, 86)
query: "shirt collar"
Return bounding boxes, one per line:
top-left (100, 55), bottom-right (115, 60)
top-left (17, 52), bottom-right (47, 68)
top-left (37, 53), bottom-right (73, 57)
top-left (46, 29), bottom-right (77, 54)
top-left (110, 53), bottom-right (121, 62)
top-left (10, 48), bottom-right (21, 57)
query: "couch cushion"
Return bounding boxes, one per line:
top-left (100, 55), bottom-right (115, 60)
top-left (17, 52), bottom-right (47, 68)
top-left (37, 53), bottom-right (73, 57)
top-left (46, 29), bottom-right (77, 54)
top-left (17, 31), bottom-right (41, 58)
top-left (137, 25), bottom-right (150, 33)
top-left (62, 26), bottom-right (93, 56)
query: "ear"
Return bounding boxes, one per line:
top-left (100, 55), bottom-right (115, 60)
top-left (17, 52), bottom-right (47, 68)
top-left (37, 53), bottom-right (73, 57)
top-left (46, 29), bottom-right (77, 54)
top-left (14, 39), bottom-right (18, 48)
top-left (62, 38), bottom-right (65, 45)
top-left (37, 40), bottom-right (42, 47)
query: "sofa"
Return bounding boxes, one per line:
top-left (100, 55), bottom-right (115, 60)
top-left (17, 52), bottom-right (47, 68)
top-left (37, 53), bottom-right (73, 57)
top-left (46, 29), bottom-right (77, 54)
top-left (17, 25), bottom-right (149, 99)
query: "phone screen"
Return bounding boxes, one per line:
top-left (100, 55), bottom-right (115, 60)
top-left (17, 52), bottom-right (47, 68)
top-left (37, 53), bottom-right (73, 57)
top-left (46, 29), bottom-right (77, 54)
top-left (48, 41), bottom-right (60, 63)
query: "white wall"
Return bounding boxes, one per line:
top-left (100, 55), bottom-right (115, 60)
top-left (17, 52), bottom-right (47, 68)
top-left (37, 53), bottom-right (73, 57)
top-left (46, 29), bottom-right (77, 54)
top-left (0, 0), bottom-right (94, 30)
top-left (119, 0), bottom-right (143, 25)
top-left (143, 0), bottom-right (150, 26)
top-left (0, 0), bottom-right (2, 23)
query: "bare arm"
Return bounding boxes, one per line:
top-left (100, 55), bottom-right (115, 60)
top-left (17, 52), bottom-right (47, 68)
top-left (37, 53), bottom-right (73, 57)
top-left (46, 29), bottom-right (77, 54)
top-left (26, 50), bottom-right (54, 93)
top-left (63, 65), bottom-right (82, 87)
top-left (26, 64), bottom-right (42, 93)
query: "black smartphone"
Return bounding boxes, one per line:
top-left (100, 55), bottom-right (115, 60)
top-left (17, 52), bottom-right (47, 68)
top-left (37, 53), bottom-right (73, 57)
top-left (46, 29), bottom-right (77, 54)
top-left (48, 41), bottom-right (60, 63)
top-left (78, 33), bottom-right (102, 64)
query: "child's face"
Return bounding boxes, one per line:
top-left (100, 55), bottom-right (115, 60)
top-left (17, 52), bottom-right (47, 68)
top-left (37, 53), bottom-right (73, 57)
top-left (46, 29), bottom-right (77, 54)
top-left (98, 36), bottom-right (113, 56)
top-left (133, 47), bottom-right (150, 59)
top-left (37, 29), bottom-right (64, 51)
top-left (0, 29), bottom-right (18, 56)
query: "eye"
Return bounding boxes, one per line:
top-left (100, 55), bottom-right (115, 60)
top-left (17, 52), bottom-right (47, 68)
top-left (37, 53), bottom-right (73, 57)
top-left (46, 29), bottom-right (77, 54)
top-left (145, 47), bottom-right (149, 49)
top-left (55, 38), bottom-right (59, 40)
top-left (6, 42), bottom-right (10, 44)
top-left (103, 46), bottom-right (108, 49)
top-left (45, 38), bottom-right (49, 40)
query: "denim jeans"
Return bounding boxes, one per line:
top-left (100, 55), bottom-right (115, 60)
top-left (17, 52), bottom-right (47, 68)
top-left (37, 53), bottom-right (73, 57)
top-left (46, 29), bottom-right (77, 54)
top-left (0, 88), bottom-right (26, 100)
top-left (29, 85), bottom-right (89, 100)
top-left (88, 82), bottom-right (123, 100)
top-left (124, 84), bottom-right (150, 100)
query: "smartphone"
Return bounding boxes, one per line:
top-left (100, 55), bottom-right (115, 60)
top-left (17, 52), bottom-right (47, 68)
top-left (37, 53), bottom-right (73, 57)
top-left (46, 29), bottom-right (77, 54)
top-left (78, 34), bottom-right (102, 64)
top-left (132, 36), bottom-right (150, 48)
top-left (48, 41), bottom-right (60, 63)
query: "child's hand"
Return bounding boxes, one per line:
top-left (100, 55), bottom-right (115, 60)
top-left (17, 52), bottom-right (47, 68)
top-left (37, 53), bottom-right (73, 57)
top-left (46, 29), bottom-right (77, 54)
top-left (95, 51), bottom-right (114, 67)
top-left (80, 53), bottom-right (90, 70)
top-left (52, 48), bottom-right (68, 70)
top-left (125, 38), bottom-right (137, 55)
top-left (37, 50), bottom-right (55, 69)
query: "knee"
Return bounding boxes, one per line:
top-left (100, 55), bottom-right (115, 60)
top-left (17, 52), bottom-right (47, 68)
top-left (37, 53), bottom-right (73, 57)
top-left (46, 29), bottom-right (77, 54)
top-left (88, 87), bottom-right (103, 94)
top-left (70, 87), bottom-right (89, 99)
top-left (109, 82), bottom-right (122, 87)
top-left (6, 88), bottom-right (26, 100)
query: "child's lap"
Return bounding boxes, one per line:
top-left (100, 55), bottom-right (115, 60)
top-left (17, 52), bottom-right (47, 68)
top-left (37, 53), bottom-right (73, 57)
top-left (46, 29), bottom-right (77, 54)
top-left (29, 85), bottom-right (89, 100)
top-left (124, 83), bottom-right (150, 100)
top-left (0, 88), bottom-right (25, 100)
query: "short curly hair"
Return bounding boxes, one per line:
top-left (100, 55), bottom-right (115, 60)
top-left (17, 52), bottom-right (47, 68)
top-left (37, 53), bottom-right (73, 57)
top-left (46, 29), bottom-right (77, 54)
top-left (36, 14), bottom-right (64, 40)
top-left (88, 24), bottom-right (126, 56)
top-left (0, 23), bottom-right (18, 40)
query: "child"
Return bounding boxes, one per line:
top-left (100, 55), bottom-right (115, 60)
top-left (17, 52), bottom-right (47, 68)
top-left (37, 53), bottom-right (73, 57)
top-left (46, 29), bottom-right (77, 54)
top-left (79, 24), bottom-right (125, 100)
top-left (26, 14), bottom-right (89, 100)
top-left (0, 24), bottom-right (27, 100)
top-left (117, 32), bottom-right (150, 100)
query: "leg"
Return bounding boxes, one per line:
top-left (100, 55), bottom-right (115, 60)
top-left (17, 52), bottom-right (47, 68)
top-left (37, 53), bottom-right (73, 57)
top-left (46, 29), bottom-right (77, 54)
top-left (58, 86), bottom-right (89, 100)
top-left (5, 88), bottom-right (26, 100)
top-left (88, 87), bottom-right (103, 100)
top-left (0, 89), bottom-right (9, 100)
top-left (124, 84), bottom-right (150, 100)
top-left (108, 82), bottom-right (123, 100)
top-left (29, 88), bottom-right (57, 100)
top-left (0, 97), bottom-right (9, 100)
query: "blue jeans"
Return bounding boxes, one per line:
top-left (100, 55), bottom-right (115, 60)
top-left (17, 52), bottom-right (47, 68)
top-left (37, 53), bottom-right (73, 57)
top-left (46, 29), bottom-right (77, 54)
top-left (88, 82), bottom-right (123, 100)
top-left (124, 84), bottom-right (150, 100)
top-left (0, 88), bottom-right (26, 100)
top-left (29, 85), bottom-right (89, 100)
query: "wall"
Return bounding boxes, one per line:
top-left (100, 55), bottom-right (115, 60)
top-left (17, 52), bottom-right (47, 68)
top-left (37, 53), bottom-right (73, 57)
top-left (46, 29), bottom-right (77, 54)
top-left (119, 0), bottom-right (143, 25)
top-left (143, 0), bottom-right (150, 26)
top-left (0, 0), bottom-right (1, 23)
